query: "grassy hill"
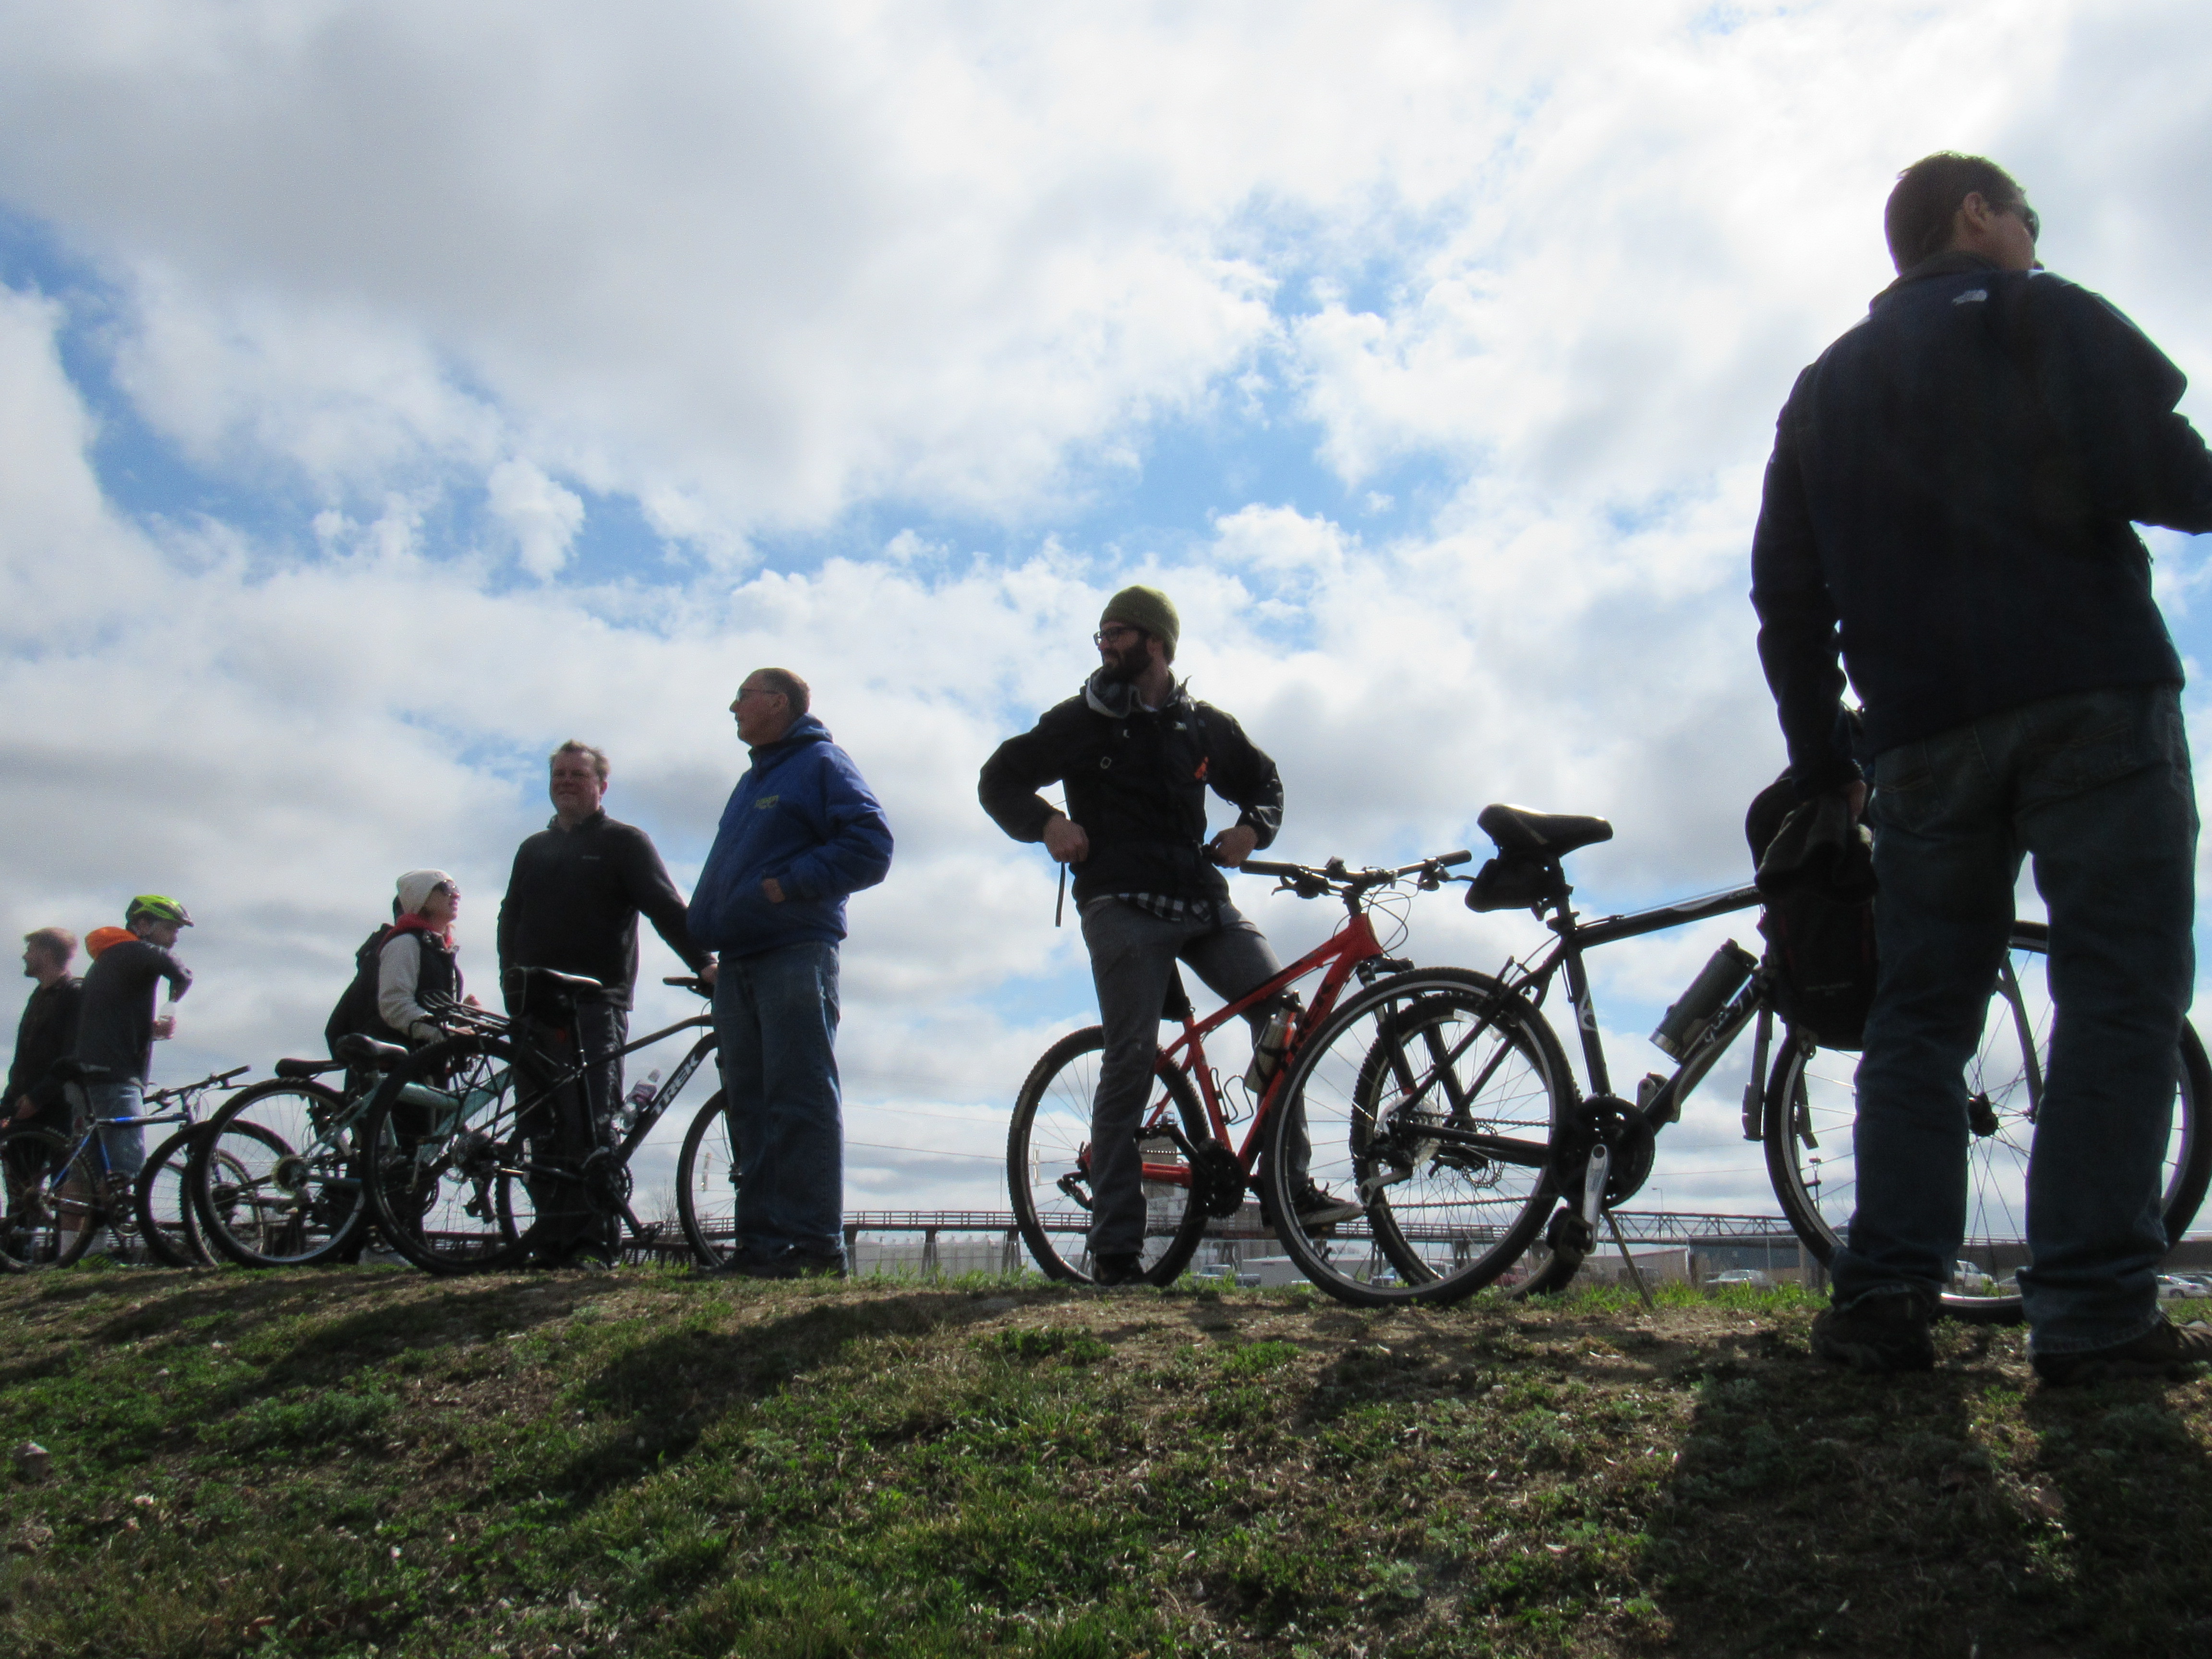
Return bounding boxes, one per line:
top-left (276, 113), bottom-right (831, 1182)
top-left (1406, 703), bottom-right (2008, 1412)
top-left (2, 1267), bottom-right (2209, 1658)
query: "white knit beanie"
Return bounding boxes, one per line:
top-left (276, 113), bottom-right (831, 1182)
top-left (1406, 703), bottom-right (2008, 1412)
top-left (396, 869), bottom-right (457, 916)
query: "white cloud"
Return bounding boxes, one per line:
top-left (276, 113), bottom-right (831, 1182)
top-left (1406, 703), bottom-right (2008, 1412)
top-left (486, 457), bottom-right (584, 579)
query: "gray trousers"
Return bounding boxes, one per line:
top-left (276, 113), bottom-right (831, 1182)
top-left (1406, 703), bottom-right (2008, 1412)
top-left (1079, 896), bottom-right (1299, 1257)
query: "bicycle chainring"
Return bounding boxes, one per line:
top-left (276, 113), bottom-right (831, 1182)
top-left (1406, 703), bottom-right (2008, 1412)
top-left (581, 1147), bottom-right (634, 1216)
top-left (1564, 1094), bottom-right (1658, 1208)
top-left (1191, 1142), bottom-right (1247, 1218)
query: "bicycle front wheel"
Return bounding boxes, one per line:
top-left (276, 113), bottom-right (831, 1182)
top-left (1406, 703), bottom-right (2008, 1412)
top-left (0, 1128), bottom-right (105, 1270)
top-left (1765, 921), bottom-right (2212, 1324)
top-left (191, 1079), bottom-right (367, 1268)
top-left (675, 1091), bottom-right (741, 1267)
top-left (136, 1125), bottom-right (213, 1267)
top-left (363, 1034), bottom-right (544, 1274)
top-left (1261, 969), bottom-right (1572, 1308)
top-left (1007, 1026), bottom-right (1211, 1286)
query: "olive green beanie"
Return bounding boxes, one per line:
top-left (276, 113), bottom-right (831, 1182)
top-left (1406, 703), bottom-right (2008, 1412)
top-left (1100, 585), bottom-right (1179, 659)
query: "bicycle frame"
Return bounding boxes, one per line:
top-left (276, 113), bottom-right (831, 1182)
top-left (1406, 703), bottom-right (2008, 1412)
top-left (1136, 904), bottom-right (1395, 1187)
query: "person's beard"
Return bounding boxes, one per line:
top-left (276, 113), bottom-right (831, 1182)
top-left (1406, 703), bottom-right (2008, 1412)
top-left (1099, 643), bottom-right (1145, 686)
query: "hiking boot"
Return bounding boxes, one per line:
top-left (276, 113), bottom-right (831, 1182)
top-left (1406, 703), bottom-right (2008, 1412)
top-left (1090, 1252), bottom-right (1146, 1286)
top-left (2032, 1317), bottom-right (2212, 1387)
top-left (1291, 1179), bottom-right (1364, 1230)
top-left (1810, 1291), bottom-right (1935, 1374)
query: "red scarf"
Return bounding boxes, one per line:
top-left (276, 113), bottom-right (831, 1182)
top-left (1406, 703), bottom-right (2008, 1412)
top-left (391, 914), bottom-right (455, 949)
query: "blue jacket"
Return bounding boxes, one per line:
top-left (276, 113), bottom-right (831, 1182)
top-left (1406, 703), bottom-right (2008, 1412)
top-left (1752, 252), bottom-right (2212, 795)
top-left (687, 716), bottom-right (893, 959)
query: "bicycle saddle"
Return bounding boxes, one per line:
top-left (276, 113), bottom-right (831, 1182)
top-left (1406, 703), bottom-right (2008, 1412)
top-left (504, 965), bottom-right (612, 1005)
top-left (332, 1034), bottom-right (409, 1071)
top-left (1477, 804), bottom-right (1615, 859)
top-left (276, 1056), bottom-right (349, 1080)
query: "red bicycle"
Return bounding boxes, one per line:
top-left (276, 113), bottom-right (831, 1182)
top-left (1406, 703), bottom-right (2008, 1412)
top-left (1007, 849), bottom-right (1541, 1302)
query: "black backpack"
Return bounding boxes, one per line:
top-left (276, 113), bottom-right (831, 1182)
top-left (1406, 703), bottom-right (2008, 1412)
top-left (324, 924), bottom-right (399, 1056)
top-left (1745, 776), bottom-right (1879, 1051)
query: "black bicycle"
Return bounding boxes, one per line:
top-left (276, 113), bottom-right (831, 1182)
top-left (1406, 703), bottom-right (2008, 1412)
top-left (0, 1063), bottom-right (250, 1269)
top-left (185, 1035), bottom-right (413, 1268)
top-left (361, 971), bottom-right (725, 1272)
top-left (1264, 803), bottom-right (2212, 1321)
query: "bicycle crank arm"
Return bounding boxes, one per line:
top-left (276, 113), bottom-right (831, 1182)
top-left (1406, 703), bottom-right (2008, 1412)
top-left (1581, 1142), bottom-right (1611, 1230)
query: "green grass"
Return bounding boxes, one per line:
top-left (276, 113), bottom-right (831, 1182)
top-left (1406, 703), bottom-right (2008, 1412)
top-left (2, 1269), bottom-right (2211, 1656)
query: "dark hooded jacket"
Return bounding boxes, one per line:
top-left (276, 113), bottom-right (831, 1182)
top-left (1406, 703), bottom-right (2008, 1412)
top-left (979, 673), bottom-right (1284, 905)
top-left (1751, 252), bottom-right (2212, 795)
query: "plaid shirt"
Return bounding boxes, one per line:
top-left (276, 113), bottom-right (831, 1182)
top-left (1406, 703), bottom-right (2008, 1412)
top-left (1112, 892), bottom-right (1216, 927)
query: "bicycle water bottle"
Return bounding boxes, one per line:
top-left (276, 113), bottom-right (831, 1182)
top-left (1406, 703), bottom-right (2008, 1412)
top-left (1650, 941), bottom-right (1758, 1060)
top-left (1244, 1010), bottom-right (1294, 1092)
top-left (621, 1069), bottom-right (662, 1129)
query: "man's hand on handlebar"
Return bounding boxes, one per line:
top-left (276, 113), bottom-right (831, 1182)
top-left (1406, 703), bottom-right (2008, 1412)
top-left (1208, 825), bottom-right (1259, 867)
top-left (1043, 813), bottom-right (1090, 865)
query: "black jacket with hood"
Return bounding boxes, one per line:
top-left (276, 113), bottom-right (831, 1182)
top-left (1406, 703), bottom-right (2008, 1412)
top-left (979, 673), bottom-right (1284, 906)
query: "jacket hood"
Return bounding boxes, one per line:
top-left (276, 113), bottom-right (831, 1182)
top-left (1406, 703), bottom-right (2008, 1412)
top-left (1872, 249), bottom-right (2002, 307)
top-left (749, 712), bottom-right (833, 761)
top-left (1082, 670), bottom-right (1193, 720)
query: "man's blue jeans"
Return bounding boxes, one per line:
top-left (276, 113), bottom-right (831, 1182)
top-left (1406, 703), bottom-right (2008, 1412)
top-left (1836, 685), bottom-right (2197, 1355)
top-left (82, 1079), bottom-right (147, 1183)
top-left (711, 940), bottom-right (844, 1264)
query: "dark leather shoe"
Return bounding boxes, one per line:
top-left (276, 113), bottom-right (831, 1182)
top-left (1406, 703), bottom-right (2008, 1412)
top-left (1090, 1252), bottom-right (1145, 1286)
top-left (2033, 1317), bottom-right (2212, 1387)
top-left (1811, 1290), bottom-right (1935, 1373)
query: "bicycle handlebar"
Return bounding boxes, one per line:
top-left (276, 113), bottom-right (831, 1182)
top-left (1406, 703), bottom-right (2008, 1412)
top-left (662, 975), bottom-right (714, 998)
top-left (144, 1063), bottom-right (252, 1106)
top-left (1239, 848), bottom-right (1473, 898)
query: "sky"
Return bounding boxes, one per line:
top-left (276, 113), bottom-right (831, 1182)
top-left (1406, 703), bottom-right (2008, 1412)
top-left (3, 0), bottom-right (2211, 1226)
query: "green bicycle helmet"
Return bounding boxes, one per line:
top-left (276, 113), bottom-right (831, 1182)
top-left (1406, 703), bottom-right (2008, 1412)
top-left (126, 894), bottom-right (194, 927)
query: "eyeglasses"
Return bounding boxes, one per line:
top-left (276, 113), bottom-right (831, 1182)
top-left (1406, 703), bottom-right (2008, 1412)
top-left (735, 685), bottom-right (785, 702)
top-left (2012, 201), bottom-right (2040, 241)
top-left (1093, 625), bottom-right (1143, 648)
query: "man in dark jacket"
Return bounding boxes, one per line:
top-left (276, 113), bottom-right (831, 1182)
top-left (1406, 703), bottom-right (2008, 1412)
top-left (72, 896), bottom-right (194, 1183)
top-left (1751, 153), bottom-right (2212, 1383)
top-left (687, 671), bottom-right (892, 1277)
top-left (9, 928), bottom-right (83, 1132)
top-left (981, 585), bottom-right (1352, 1287)
top-left (498, 741), bottom-right (715, 1129)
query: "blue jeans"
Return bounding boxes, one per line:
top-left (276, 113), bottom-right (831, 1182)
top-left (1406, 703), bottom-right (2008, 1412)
top-left (712, 941), bottom-right (844, 1263)
top-left (82, 1080), bottom-right (147, 1184)
top-left (1835, 685), bottom-right (2197, 1354)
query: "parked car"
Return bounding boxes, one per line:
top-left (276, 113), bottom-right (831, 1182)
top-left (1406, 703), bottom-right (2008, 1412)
top-left (2156, 1275), bottom-right (2212, 1300)
top-left (1709, 1270), bottom-right (1771, 1288)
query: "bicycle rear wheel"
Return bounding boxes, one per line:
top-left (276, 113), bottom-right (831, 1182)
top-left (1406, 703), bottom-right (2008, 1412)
top-left (675, 1091), bottom-right (741, 1267)
top-left (363, 1034), bottom-right (546, 1274)
top-left (0, 1128), bottom-right (105, 1270)
top-left (1007, 1026), bottom-right (1211, 1286)
top-left (190, 1079), bottom-right (368, 1268)
top-left (136, 1125), bottom-right (213, 1267)
top-left (1765, 921), bottom-right (2212, 1324)
top-left (1261, 969), bottom-right (1571, 1308)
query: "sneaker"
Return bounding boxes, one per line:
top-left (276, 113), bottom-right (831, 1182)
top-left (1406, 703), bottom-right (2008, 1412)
top-left (1810, 1291), bottom-right (1935, 1374)
top-left (1291, 1179), bottom-right (1364, 1230)
top-left (2032, 1317), bottom-right (2212, 1387)
top-left (1090, 1252), bottom-right (1146, 1286)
